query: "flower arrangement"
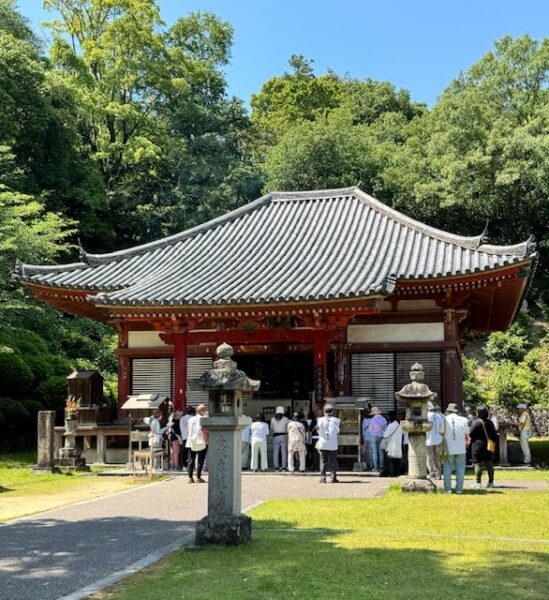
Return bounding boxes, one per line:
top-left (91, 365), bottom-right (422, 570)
top-left (65, 398), bottom-right (81, 418)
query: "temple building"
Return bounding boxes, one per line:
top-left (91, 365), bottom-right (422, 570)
top-left (17, 187), bottom-right (537, 418)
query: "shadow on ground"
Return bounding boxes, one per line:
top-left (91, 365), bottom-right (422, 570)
top-left (94, 516), bottom-right (549, 600)
top-left (0, 516), bottom-right (194, 600)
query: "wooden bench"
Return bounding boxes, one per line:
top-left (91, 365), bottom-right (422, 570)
top-left (131, 448), bottom-right (164, 480)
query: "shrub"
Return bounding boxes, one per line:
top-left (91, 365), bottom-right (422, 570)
top-left (36, 375), bottom-right (68, 411)
top-left (484, 312), bottom-right (540, 363)
top-left (0, 346), bottom-right (32, 397)
top-left (0, 397), bottom-right (30, 450)
top-left (485, 360), bottom-right (539, 408)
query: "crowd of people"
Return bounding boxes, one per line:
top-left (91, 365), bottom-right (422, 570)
top-left (148, 400), bottom-right (533, 487)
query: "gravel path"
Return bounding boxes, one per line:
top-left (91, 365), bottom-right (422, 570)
top-left (0, 473), bottom-right (391, 600)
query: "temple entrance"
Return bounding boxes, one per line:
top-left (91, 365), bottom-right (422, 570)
top-left (237, 352), bottom-right (315, 419)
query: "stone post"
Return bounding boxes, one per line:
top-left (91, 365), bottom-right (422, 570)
top-left (499, 425), bottom-right (509, 466)
top-left (32, 411), bottom-right (60, 474)
top-left (190, 343), bottom-right (259, 545)
top-left (197, 414), bottom-right (251, 543)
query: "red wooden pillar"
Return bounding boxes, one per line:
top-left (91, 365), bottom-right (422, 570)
top-left (117, 323), bottom-right (130, 412)
top-left (118, 355), bottom-right (130, 410)
top-left (173, 331), bottom-right (187, 410)
top-left (442, 310), bottom-right (463, 410)
top-left (313, 329), bottom-right (328, 408)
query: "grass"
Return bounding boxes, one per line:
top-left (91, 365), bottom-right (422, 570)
top-left (465, 469), bottom-right (549, 480)
top-left (0, 452), bottom-right (149, 522)
top-left (92, 488), bottom-right (549, 600)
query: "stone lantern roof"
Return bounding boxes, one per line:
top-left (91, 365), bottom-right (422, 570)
top-left (189, 343), bottom-right (260, 392)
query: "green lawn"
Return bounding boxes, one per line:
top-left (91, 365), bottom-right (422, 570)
top-left (93, 488), bottom-right (549, 600)
top-left (0, 452), bottom-right (147, 522)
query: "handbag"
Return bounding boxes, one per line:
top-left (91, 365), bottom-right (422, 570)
top-left (190, 433), bottom-right (206, 452)
top-left (480, 420), bottom-right (496, 453)
top-left (380, 425), bottom-right (397, 451)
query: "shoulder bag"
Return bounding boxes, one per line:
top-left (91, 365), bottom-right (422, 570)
top-left (480, 420), bottom-right (496, 453)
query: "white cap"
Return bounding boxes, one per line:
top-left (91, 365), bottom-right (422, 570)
top-left (517, 403), bottom-right (528, 409)
top-left (275, 406), bottom-right (285, 415)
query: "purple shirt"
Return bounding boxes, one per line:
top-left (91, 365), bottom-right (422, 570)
top-left (368, 415), bottom-right (387, 438)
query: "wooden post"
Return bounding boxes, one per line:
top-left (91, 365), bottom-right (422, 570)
top-left (313, 329), bottom-right (328, 407)
top-left (173, 331), bottom-right (187, 411)
top-left (118, 355), bottom-right (130, 410)
top-left (441, 309), bottom-right (463, 410)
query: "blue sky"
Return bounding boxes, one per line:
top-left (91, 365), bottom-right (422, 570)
top-left (17, 0), bottom-right (549, 108)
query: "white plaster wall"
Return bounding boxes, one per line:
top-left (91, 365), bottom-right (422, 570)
top-left (128, 331), bottom-right (168, 348)
top-left (347, 323), bottom-right (444, 343)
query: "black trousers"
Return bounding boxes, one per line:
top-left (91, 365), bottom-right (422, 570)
top-left (387, 456), bottom-right (401, 477)
top-left (188, 447), bottom-right (207, 478)
top-left (319, 449), bottom-right (338, 481)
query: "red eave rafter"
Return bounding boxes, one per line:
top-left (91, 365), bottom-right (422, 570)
top-left (394, 261), bottom-right (530, 295)
top-left (98, 296), bottom-right (384, 321)
top-left (25, 283), bottom-right (105, 320)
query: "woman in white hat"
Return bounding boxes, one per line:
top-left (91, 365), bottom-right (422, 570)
top-left (270, 406), bottom-right (289, 471)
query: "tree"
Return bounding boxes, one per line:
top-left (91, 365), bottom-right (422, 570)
top-left (382, 36), bottom-right (549, 263)
top-left (0, 146), bottom-right (73, 286)
top-left (44, 1), bottom-right (259, 248)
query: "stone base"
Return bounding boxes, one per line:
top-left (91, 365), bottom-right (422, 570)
top-left (401, 477), bottom-right (437, 493)
top-left (31, 466), bottom-right (61, 475)
top-left (55, 457), bottom-right (90, 471)
top-left (195, 514), bottom-right (252, 546)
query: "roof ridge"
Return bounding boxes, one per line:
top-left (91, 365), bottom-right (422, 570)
top-left (353, 189), bottom-right (487, 251)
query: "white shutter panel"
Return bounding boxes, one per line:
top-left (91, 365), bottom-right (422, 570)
top-left (131, 358), bottom-right (173, 398)
top-left (351, 353), bottom-right (395, 414)
top-left (186, 357), bottom-right (213, 408)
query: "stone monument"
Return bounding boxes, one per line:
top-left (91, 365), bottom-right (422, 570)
top-left (56, 399), bottom-right (88, 470)
top-left (32, 411), bottom-right (60, 474)
top-left (190, 342), bottom-right (260, 545)
top-left (396, 363), bottom-right (437, 492)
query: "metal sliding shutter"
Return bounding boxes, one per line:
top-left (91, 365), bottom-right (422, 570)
top-left (351, 353), bottom-right (395, 414)
top-left (131, 357), bottom-right (174, 398)
top-left (395, 352), bottom-right (441, 413)
top-left (186, 357), bottom-right (213, 408)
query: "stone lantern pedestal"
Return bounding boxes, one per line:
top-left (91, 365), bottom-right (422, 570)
top-left (195, 414), bottom-right (252, 545)
top-left (396, 363), bottom-right (437, 493)
top-left (190, 343), bottom-right (259, 545)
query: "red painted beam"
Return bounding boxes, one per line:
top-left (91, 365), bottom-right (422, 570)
top-left (187, 328), bottom-right (316, 345)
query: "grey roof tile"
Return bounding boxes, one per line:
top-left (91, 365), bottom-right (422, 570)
top-left (16, 187), bottom-right (537, 307)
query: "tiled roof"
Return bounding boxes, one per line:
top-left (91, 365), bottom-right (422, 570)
top-left (16, 187), bottom-right (536, 307)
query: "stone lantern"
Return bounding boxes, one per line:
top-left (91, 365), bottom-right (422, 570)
top-left (189, 342), bottom-right (260, 545)
top-left (396, 363), bottom-right (436, 492)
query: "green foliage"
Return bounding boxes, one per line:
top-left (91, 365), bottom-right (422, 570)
top-left (484, 360), bottom-right (540, 408)
top-left (461, 356), bottom-right (484, 406)
top-left (484, 312), bottom-right (539, 363)
top-left (0, 397), bottom-right (30, 449)
top-left (0, 346), bottom-right (32, 397)
top-left (36, 376), bottom-right (69, 412)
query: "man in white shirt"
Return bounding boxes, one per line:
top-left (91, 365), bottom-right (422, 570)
top-left (443, 403), bottom-right (470, 494)
top-left (317, 404), bottom-right (341, 483)
top-left (426, 401), bottom-right (445, 479)
top-left (250, 414), bottom-right (269, 472)
top-left (270, 406), bottom-right (289, 471)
